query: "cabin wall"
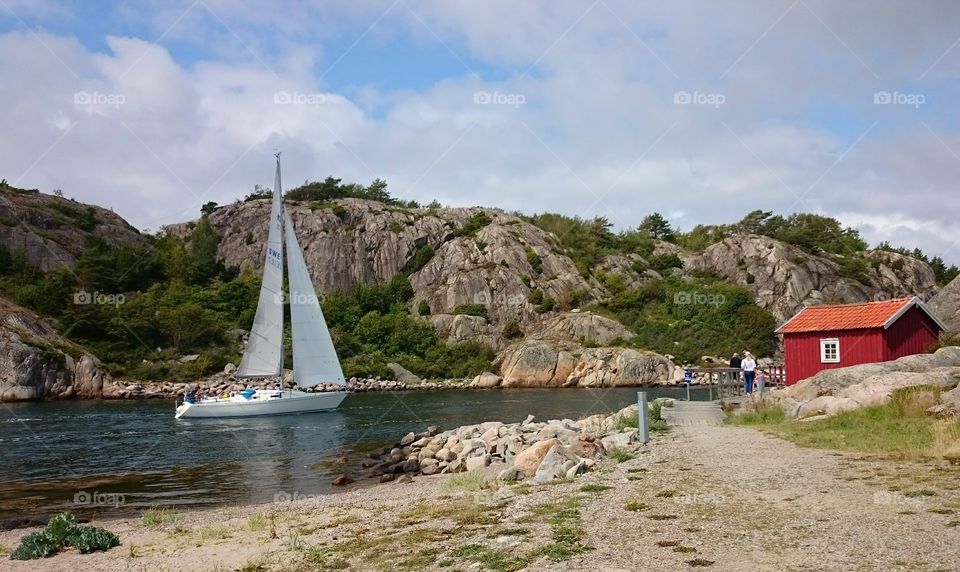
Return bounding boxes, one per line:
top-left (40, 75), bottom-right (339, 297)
top-left (784, 329), bottom-right (884, 385)
top-left (883, 307), bottom-right (942, 359)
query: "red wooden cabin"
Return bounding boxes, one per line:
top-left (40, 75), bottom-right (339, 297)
top-left (776, 296), bottom-right (945, 385)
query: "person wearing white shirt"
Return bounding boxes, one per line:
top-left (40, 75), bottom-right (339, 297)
top-left (741, 351), bottom-right (757, 394)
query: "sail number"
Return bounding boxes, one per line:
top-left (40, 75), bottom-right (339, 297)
top-left (267, 246), bottom-right (282, 269)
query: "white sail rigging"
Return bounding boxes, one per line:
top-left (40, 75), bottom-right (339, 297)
top-left (283, 210), bottom-right (346, 387)
top-left (235, 157), bottom-right (285, 378)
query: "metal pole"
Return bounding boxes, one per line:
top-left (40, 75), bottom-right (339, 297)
top-left (637, 391), bottom-right (649, 444)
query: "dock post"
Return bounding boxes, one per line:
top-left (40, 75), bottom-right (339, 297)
top-left (638, 391), bottom-right (649, 444)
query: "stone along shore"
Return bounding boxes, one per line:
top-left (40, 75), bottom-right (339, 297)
top-left (344, 401), bottom-right (669, 486)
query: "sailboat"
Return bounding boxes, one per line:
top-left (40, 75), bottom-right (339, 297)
top-left (175, 154), bottom-right (347, 419)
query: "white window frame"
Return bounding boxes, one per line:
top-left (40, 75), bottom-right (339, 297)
top-left (820, 338), bottom-right (840, 363)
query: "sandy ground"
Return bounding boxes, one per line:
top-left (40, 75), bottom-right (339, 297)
top-left (3, 404), bottom-right (959, 571)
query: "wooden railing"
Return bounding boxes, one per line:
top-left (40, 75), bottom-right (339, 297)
top-left (682, 365), bottom-right (786, 401)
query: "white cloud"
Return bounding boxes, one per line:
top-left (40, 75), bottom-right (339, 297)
top-left (0, 1), bottom-right (959, 263)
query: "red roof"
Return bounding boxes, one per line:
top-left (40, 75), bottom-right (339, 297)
top-left (776, 296), bottom-right (945, 334)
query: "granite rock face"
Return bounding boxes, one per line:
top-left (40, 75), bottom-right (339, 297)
top-left (930, 275), bottom-right (960, 332)
top-left (0, 186), bottom-right (145, 271)
top-left (683, 235), bottom-right (938, 322)
top-left (0, 298), bottom-right (118, 401)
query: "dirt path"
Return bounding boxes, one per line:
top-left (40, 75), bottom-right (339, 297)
top-left (567, 403), bottom-right (960, 571)
top-left (2, 406), bottom-right (958, 571)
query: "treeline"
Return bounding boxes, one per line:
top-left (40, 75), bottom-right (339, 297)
top-left (523, 209), bottom-right (957, 286)
top-left (244, 176), bottom-right (427, 210)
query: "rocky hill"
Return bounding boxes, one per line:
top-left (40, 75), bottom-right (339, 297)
top-left (1, 184), bottom-right (955, 400)
top-left (178, 199), bottom-right (941, 329)
top-left (175, 199), bottom-right (604, 329)
top-left (679, 235), bottom-right (938, 322)
top-left (0, 183), bottom-right (145, 271)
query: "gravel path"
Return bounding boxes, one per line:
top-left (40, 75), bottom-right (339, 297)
top-left (568, 409), bottom-right (960, 571)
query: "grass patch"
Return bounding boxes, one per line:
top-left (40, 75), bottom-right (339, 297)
top-left (580, 483), bottom-right (613, 493)
top-left (608, 447), bottom-right (636, 463)
top-left (648, 514), bottom-right (679, 521)
top-left (905, 489), bottom-right (938, 497)
top-left (625, 501), bottom-right (651, 512)
top-left (655, 489), bottom-right (680, 498)
top-left (246, 513), bottom-right (267, 531)
top-left (726, 388), bottom-right (960, 460)
top-left (656, 540), bottom-right (680, 547)
top-left (688, 558), bottom-right (715, 566)
top-left (197, 524), bottom-right (231, 542)
top-left (674, 546), bottom-right (698, 553)
top-left (141, 508), bottom-right (181, 528)
top-left (455, 544), bottom-right (529, 572)
top-left (442, 472), bottom-right (491, 492)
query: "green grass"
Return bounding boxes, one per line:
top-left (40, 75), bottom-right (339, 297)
top-left (246, 513), bottom-right (267, 531)
top-left (455, 544), bottom-right (529, 572)
top-left (141, 508), bottom-right (181, 528)
top-left (0, 543), bottom-right (9, 555)
top-left (624, 501), bottom-right (651, 512)
top-left (726, 387), bottom-right (960, 459)
top-left (579, 483), bottom-right (613, 493)
top-left (442, 472), bottom-right (491, 492)
top-left (196, 524), bottom-right (231, 542)
top-left (607, 447), bottom-right (636, 463)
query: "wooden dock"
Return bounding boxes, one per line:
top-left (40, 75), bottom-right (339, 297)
top-left (661, 401), bottom-right (725, 426)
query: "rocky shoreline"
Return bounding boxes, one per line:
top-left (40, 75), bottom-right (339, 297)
top-left (339, 401), bottom-right (665, 488)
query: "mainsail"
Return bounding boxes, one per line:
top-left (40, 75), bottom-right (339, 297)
top-left (283, 210), bottom-right (346, 387)
top-left (236, 157), bottom-right (286, 378)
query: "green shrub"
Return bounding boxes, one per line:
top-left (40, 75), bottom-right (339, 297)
top-left (454, 212), bottom-right (493, 237)
top-left (9, 532), bottom-right (57, 560)
top-left (66, 527), bottom-right (120, 554)
top-left (9, 512), bottom-right (119, 560)
top-left (501, 319), bottom-right (523, 339)
top-left (417, 300), bottom-right (431, 316)
top-left (535, 296), bottom-right (555, 314)
top-left (525, 246), bottom-right (543, 274)
top-left (451, 303), bottom-right (489, 320)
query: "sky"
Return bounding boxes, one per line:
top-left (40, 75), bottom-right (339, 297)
top-left (1, 0), bottom-right (958, 262)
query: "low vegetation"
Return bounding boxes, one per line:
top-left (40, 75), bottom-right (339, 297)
top-left (728, 386), bottom-right (960, 460)
top-left (10, 512), bottom-right (119, 560)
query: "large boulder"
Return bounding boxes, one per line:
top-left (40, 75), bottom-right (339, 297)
top-left (930, 275), bottom-right (960, 333)
top-left (496, 340), bottom-right (674, 388)
top-left (0, 298), bottom-right (115, 402)
top-left (427, 314), bottom-right (505, 349)
top-left (513, 438), bottom-right (559, 477)
top-left (386, 362), bottom-right (421, 384)
top-left (533, 312), bottom-right (636, 345)
top-left (763, 347), bottom-right (960, 418)
top-left (471, 371), bottom-right (502, 389)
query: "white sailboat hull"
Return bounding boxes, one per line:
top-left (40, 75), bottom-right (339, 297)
top-left (175, 389), bottom-right (346, 419)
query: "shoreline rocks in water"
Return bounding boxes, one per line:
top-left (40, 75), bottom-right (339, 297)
top-left (349, 400), bottom-right (672, 486)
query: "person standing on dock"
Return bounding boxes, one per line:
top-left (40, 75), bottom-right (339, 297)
top-left (729, 353), bottom-right (741, 369)
top-left (741, 351), bottom-right (757, 394)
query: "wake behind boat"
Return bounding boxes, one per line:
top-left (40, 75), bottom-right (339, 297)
top-left (175, 155), bottom-right (347, 419)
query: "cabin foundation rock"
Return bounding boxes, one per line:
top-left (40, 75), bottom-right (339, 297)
top-left (748, 346), bottom-right (960, 419)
